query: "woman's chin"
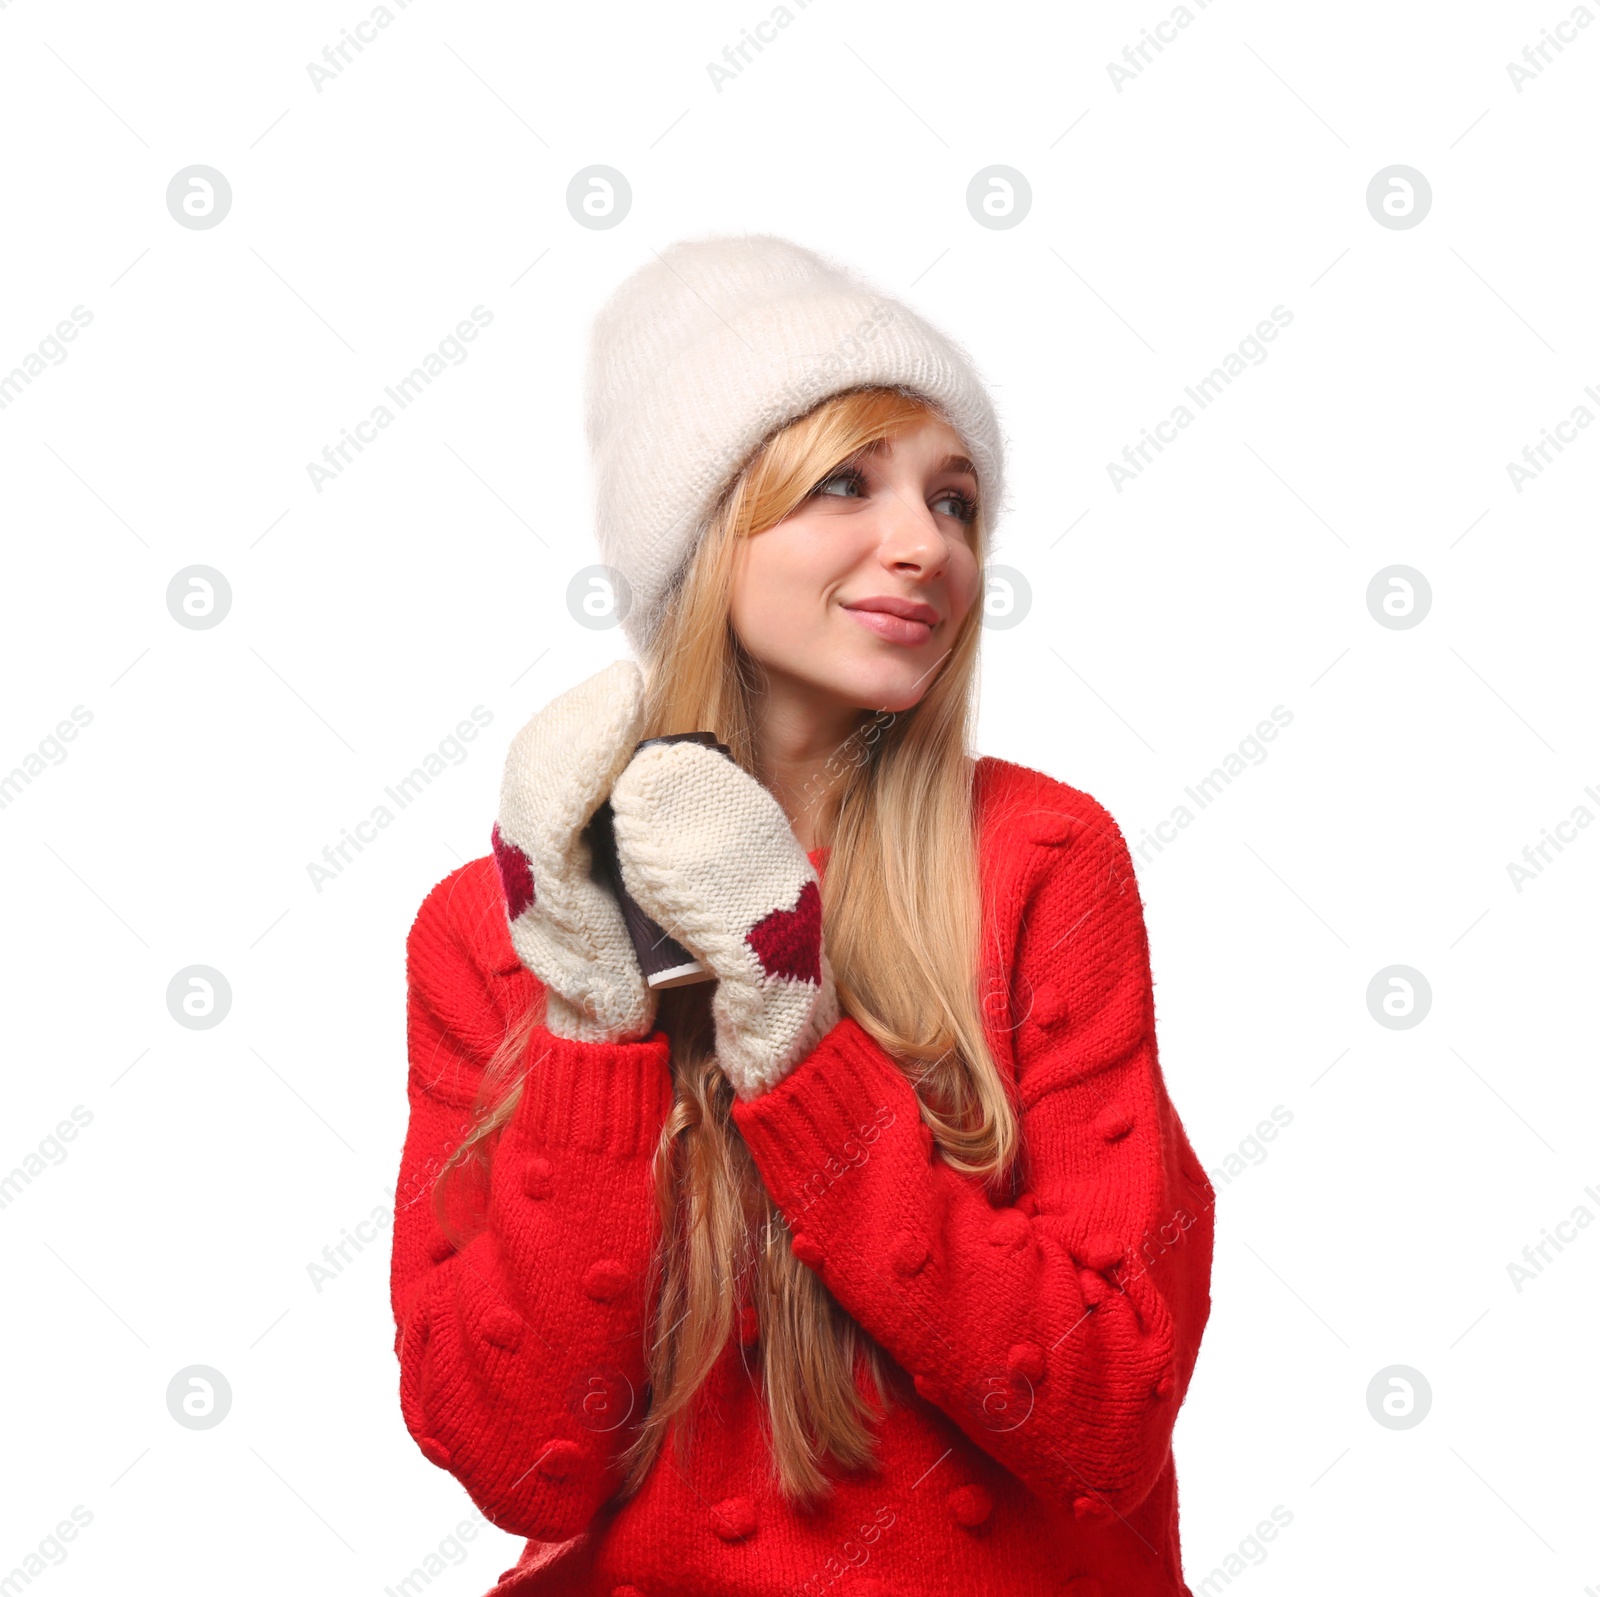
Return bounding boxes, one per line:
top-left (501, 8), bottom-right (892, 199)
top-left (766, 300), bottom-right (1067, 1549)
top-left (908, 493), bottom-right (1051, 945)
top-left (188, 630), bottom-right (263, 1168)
top-left (833, 660), bottom-right (937, 715)
top-left (753, 636), bottom-right (941, 717)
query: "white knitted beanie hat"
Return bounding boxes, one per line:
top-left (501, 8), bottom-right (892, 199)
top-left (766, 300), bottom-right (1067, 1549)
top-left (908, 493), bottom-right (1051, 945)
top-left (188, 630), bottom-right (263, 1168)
top-left (584, 233), bottom-right (1008, 657)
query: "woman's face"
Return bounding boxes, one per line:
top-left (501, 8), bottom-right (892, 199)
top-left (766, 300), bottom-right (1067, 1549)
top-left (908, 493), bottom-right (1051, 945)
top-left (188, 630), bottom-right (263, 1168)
top-left (728, 413), bottom-right (984, 725)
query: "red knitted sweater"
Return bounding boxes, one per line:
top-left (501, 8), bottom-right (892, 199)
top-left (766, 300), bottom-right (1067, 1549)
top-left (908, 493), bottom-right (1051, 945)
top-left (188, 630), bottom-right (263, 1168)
top-left (390, 754), bottom-right (1215, 1597)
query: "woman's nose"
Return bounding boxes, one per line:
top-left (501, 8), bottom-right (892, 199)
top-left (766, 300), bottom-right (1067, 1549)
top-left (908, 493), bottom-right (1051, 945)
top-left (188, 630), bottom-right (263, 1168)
top-left (875, 495), bottom-right (947, 573)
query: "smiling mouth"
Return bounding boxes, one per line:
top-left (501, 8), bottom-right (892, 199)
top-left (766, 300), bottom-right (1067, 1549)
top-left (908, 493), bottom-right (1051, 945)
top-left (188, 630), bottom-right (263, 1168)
top-left (842, 606), bottom-right (935, 646)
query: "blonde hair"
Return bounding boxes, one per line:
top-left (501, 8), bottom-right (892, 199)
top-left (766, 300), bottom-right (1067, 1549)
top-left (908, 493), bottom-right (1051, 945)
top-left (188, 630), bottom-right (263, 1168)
top-left (435, 385), bottom-right (1022, 1506)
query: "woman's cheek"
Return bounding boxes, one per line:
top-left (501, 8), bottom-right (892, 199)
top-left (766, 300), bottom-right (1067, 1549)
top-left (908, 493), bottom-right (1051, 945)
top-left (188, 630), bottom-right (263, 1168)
top-left (949, 552), bottom-right (983, 627)
top-left (733, 543), bottom-right (802, 646)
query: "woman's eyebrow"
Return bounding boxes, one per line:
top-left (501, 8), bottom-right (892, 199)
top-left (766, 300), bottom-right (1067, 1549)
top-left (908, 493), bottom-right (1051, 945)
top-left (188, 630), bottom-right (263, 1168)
top-left (856, 444), bottom-right (979, 481)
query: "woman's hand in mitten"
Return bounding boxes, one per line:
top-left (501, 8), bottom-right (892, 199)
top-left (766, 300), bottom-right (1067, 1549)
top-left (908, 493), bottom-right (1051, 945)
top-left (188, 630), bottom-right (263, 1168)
top-left (490, 660), bottom-right (657, 1044)
top-left (609, 740), bottom-right (840, 1099)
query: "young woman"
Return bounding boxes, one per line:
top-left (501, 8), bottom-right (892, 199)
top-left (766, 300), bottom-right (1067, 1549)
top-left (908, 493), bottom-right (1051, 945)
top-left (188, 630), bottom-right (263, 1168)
top-left (391, 237), bottom-right (1214, 1597)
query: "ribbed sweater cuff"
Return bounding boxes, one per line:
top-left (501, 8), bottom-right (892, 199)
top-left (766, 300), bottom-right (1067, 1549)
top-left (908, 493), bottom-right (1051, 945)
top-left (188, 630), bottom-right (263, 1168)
top-left (729, 1016), bottom-right (918, 1211)
top-left (515, 1025), bottom-right (675, 1159)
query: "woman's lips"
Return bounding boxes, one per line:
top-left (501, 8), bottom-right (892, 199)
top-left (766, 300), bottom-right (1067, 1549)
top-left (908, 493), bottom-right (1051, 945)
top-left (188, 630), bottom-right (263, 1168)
top-left (844, 606), bottom-right (933, 646)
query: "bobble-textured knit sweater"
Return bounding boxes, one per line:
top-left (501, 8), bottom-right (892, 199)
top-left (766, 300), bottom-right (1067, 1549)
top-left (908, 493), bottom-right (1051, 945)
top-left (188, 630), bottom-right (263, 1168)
top-left (390, 754), bottom-right (1215, 1597)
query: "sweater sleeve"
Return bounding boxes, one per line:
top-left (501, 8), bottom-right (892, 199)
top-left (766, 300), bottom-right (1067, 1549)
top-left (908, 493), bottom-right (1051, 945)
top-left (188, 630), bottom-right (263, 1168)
top-left (730, 801), bottom-right (1215, 1525)
top-left (391, 866), bottom-right (677, 1542)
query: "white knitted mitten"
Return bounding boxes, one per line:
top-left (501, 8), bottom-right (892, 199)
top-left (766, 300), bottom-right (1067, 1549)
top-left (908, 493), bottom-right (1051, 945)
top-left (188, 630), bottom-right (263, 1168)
top-left (609, 740), bottom-right (840, 1099)
top-left (491, 660), bottom-right (658, 1044)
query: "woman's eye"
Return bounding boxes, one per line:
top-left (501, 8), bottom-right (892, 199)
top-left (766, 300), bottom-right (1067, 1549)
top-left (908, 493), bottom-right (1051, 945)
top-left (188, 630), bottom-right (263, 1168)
top-left (814, 467), bottom-right (865, 499)
top-left (932, 489), bottom-right (978, 523)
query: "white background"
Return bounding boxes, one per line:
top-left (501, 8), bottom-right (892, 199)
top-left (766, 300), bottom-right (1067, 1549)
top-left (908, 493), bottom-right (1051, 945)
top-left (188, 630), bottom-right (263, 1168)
top-left (1, 0), bottom-right (1596, 1592)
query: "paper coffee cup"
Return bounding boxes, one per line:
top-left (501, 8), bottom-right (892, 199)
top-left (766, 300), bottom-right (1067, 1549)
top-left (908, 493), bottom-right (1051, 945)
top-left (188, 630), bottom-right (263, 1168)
top-left (588, 733), bottom-right (733, 989)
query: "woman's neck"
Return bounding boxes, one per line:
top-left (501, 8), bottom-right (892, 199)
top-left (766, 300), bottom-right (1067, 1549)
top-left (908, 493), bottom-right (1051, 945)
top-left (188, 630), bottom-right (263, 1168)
top-left (748, 679), bottom-right (867, 853)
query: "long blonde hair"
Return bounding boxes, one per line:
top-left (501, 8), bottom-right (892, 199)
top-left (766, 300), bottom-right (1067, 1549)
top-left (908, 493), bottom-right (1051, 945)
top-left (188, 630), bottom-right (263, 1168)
top-left (436, 385), bottom-right (1022, 1505)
